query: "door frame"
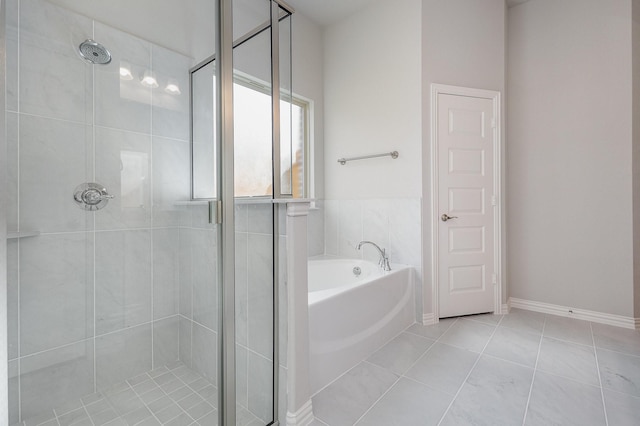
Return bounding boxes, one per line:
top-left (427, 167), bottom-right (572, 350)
top-left (429, 83), bottom-right (505, 322)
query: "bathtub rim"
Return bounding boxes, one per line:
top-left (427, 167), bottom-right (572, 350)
top-left (308, 257), bottom-right (412, 306)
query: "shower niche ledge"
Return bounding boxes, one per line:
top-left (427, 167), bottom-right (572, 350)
top-left (7, 231), bottom-right (41, 239)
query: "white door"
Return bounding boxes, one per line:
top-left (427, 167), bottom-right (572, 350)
top-left (437, 93), bottom-right (496, 318)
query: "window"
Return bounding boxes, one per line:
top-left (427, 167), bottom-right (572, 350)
top-left (233, 76), bottom-right (308, 198)
top-left (190, 64), bottom-right (309, 200)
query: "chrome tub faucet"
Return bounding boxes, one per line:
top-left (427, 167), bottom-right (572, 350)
top-left (356, 240), bottom-right (391, 271)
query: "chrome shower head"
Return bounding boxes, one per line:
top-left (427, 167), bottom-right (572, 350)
top-left (78, 39), bottom-right (112, 65)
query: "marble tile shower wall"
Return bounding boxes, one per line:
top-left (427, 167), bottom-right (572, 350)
top-left (177, 212), bottom-right (219, 403)
top-left (5, 0), bottom-right (193, 422)
top-left (307, 201), bottom-right (325, 257)
top-left (232, 202), bottom-right (284, 423)
top-left (322, 198), bottom-right (424, 320)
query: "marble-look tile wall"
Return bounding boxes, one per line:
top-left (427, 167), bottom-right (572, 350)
top-left (277, 206), bottom-right (289, 424)
top-left (318, 198), bottom-right (424, 320)
top-left (5, 0), bottom-right (192, 422)
top-left (177, 206), bottom-right (218, 390)
top-left (232, 202), bottom-right (278, 423)
top-left (307, 200), bottom-right (325, 257)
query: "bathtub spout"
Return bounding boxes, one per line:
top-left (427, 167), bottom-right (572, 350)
top-left (356, 240), bottom-right (391, 271)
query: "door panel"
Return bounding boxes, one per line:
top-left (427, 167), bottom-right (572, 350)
top-left (449, 149), bottom-right (485, 175)
top-left (449, 265), bottom-right (485, 292)
top-left (449, 227), bottom-right (485, 254)
top-left (438, 94), bottom-right (495, 318)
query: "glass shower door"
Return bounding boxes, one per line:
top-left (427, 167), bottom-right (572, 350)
top-left (232, 1), bottom-right (274, 423)
top-left (5, 0), bottom-right (221, 424)
top-left (6, 0), bottom-right (98, 422)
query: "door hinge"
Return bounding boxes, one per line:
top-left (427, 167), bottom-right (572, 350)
top-left (492, 273), bottom-right (497, 285)
top-left (209, 200), bottom-right (223, 224)
top-left (491, 195), bottom-right (497, 206)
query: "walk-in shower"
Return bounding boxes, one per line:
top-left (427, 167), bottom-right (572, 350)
top-left (1, 0), bottom-right (293, 425)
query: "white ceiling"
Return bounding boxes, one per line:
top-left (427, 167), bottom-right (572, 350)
top-left (287, 0), bottom-right (532, 27)
top-left (286, 0), bottom-right (380, 27)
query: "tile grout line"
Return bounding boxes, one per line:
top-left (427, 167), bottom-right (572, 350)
top-left (13, 315), bottom-right (182, 362)
top-left (245, 229), bottom-right (250, 409)
top-left (114, 364), bottom-right (211, 425)
top-left (355, 318), bottom-right (458, 425)
top-left (436, 315), bottom-right (505, 426)
top-left (190, 280), bottom-right (194, 371)
top-left (189, 227), bottom-right (194, 371)
top-left (76, 398), bottom-right (96, 426)
top-left (150, 39), bottom-right (155, 374)
top-left (124, 376), bottom-right (166, 425)
top-left (308, 318), bottom-right (451, 400)
top-left (590, 322), bottom-right (609, 426)
top-left (128, 373), bottom-right (181, 425)
top-left (16, 0), bottom-right (22, 422)
top-left (6, 111), bottom-right (186, 142)
top-left (346, 318), bottom-right (462, 425)
top-left (350, 366), bottom-right (401, 426)
top-left (244, 224), bottom-right (251, 409)
top-left (520, 316), bottom-right (546, 426)
top-left (91, 16), bottom-right (98, 399)
top-left (18, 226), bottom-right (184, 237)
top-left (536, 333), bottom-right (597, 350)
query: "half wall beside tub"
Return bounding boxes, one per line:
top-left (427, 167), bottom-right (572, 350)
top-left (281, 200), bottom-right (315, 426)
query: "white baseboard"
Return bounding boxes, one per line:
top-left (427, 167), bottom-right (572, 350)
top-left (286, 400), bottom-right (314, 426)
top-left (422, 313), bottom-right (436, 325)
top-left (509, 297), bottom-right (638, 330)
top-left (501, 303), bottom-right (510, 314)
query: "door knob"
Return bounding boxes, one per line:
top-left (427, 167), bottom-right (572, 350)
top-left (441, 214), bottom-right (458, 222)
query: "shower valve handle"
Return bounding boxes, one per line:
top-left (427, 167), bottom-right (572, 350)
top-left (73, 183), bottom-right (114, 211)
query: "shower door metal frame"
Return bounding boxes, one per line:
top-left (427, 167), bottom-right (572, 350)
top-left (0, 0), bottom-right (9, 423)
top-left (192, 1), bottom-right (294, 424)
top-left (217, 0), bottom-right (236, 424)
top-left (269, 2), bottom-right (282, 424)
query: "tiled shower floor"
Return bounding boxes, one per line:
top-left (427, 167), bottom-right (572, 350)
top-left (13, 361), bottom-right (261, 426)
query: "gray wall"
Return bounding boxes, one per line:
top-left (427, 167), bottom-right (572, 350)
top-left (633, 0), bottom-right (640, 318)
top-left (508, 0), bottom-right (635, 316)
top-left (323, 0), bottom-right (422, 200)
top-left (293, 13), bottom-right (325, 199)
top-left (421, 0), bottom-right (507, 313)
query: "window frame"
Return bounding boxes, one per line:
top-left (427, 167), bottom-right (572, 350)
top-left (232, 71), bottom-right (310, 199)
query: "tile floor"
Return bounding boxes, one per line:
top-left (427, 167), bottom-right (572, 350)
top-left (12, 362), bottom-right (261, 426)
top-left (13, 309), bottom-right (640, 426)
top-left (311, 309), bottom-right (640, 426)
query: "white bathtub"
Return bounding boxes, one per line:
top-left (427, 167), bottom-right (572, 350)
top-left (308, 258), bottom-right (415, 393)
